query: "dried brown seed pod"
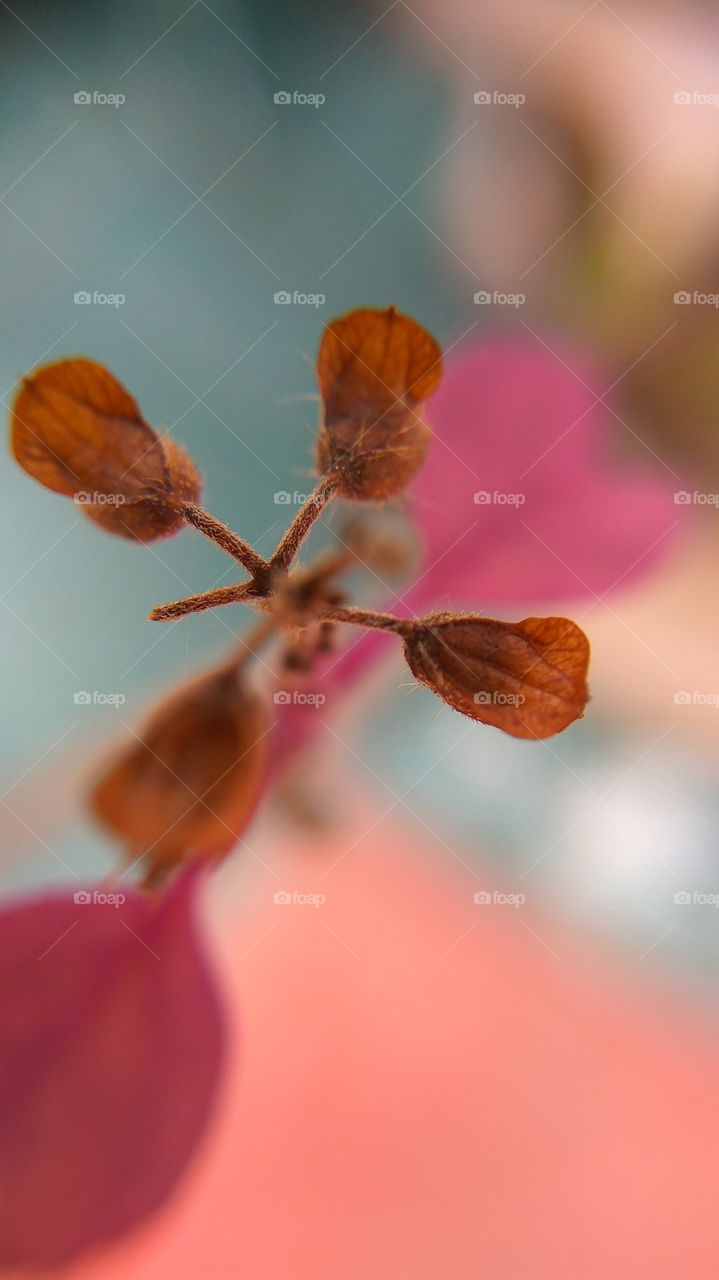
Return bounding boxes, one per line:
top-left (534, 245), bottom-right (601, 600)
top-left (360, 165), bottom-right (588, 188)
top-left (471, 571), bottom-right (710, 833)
top-left (11, 358), bottom-right (201, 541)
top-left (90, 666), bottom-right (269, 885)
top-left (404, 613), bottom-right (590, 740)
top-left (315, 307), bottom-right (442, 501)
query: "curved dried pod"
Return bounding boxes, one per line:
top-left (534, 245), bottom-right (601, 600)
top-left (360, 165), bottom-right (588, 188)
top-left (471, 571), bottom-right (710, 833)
top-left (404, 612), bottom-right (590, 740)
top-left (315, 306), bottom-right (442, 500)
top-left (11, 358), bottom-right (201, 540)
top-left (90, 665), bottom-right (269, 885)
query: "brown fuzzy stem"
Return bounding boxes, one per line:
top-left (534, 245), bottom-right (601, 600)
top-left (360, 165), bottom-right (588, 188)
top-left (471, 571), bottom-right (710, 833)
top-left (317, 605), bottom-right (414, 636)
top-left (149, 581), bottom-right (255, 623)
top-left (269, 476), bottom-right (338, 572)
top-left (243, 595), bottom-right (412, 636)
top-left (180, 503), bottom-right (270, 580)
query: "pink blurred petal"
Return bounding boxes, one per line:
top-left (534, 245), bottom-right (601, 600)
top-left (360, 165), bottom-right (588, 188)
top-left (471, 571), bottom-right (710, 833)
top-left (409, 337), bottom-right (681, 608)
top-left (0, 868), bottom-right (225, 1270)
top-left (66, 813), bottom-right (719, 1279)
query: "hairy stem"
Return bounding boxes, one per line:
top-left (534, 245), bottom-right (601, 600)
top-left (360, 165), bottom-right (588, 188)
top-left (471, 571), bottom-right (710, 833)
top-left (149, 581), bottom-right (255, 623)
top-left (269, 475), bottom-right (338, 572)
top-left (243, 594), bottom-right (413, 636)
top-left (180, 503), bottom-right (270, 581)
top-left (307, 604), bottom-right (414, 636)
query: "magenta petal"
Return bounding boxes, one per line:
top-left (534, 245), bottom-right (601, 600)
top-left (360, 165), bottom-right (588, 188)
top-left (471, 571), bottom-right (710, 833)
top-left (408, 337), bottom-right (682, 608)
top-left (0, 869), bottom-right (225, 1269)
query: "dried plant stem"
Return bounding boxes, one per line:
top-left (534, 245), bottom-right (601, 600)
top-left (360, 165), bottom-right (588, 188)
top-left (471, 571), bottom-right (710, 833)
top-left (150, 544), bottom-right (356, 625)
top-left (312, 604), bottom-right (414, 636)
top-left (241, 595), bottom-right (412, 636)
top-left (180, 503), bottom-right (270, 580)
top-left (149, 581), bottom-right (255, 623)
top-left (269, 475), bottom-right (338, 572)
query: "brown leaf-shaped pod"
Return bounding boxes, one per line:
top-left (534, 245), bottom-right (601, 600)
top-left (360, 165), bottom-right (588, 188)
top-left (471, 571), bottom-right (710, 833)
top-left (82, 438), bottom-right (202, 541)
top-left (10, 358), bottom-right (201, 540)
top-left (90, 666), bottom-right (269, 885)
top-left (315, 307), bottom-right (442, 500)
top-left (404, 613), bottom-right (590, 740)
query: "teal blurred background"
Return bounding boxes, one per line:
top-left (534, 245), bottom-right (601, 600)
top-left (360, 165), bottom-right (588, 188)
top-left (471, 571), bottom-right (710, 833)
top-left (0, 0), bottom-right (455, 769)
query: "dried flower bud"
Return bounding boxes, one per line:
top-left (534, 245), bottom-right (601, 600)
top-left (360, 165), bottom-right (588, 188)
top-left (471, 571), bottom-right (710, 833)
top-left (90, 666), bottom-right (269, 884)
top-left (316, 307), bottom-right (442, 501)
top-left (404, 613), bottom-right (590, 739)
top-left (11, 358), bottom-right (201, 540)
